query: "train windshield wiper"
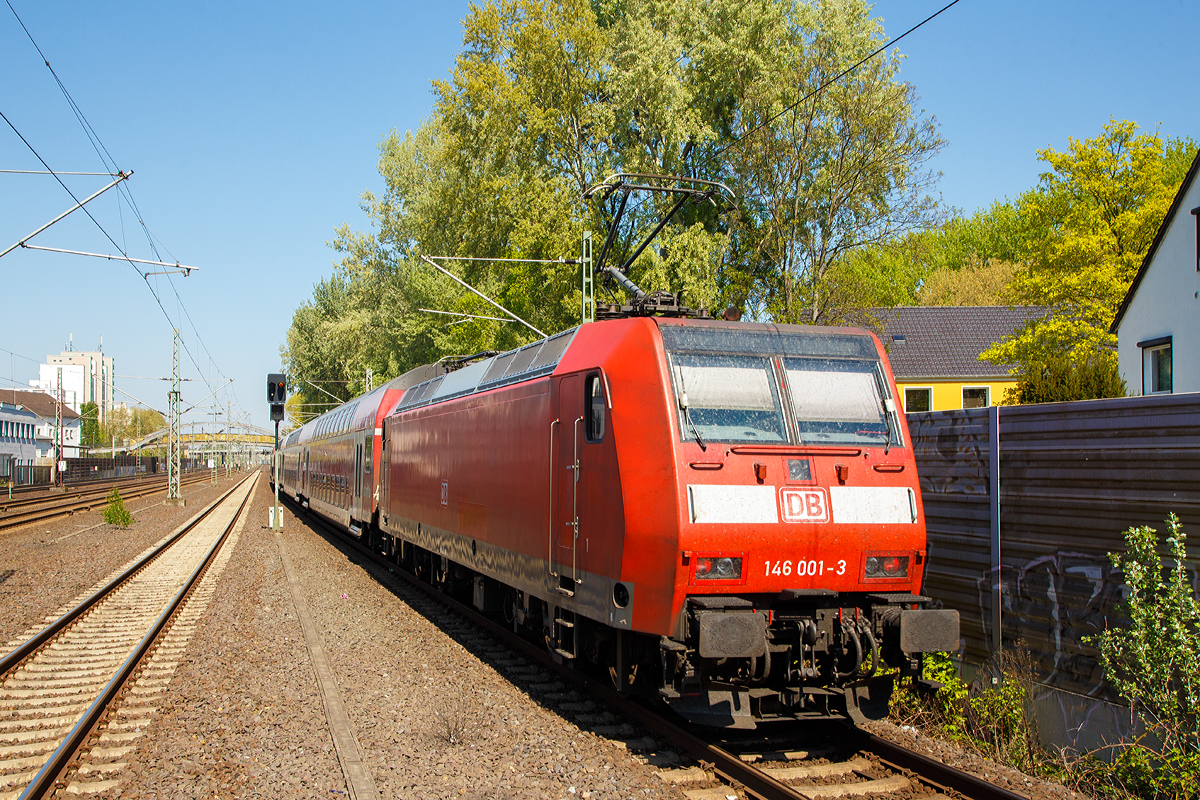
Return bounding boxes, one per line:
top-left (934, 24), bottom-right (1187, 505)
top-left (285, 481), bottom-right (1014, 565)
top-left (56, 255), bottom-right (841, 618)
top-left (872, 366), bottom-right (895, 455)
top-left (676, 365), bottom-right (707, 452)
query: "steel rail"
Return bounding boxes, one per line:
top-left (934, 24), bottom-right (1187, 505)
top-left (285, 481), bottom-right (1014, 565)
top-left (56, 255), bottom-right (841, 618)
top-left (0, 473), bottom-right (214, 531)
top-left (293, 501), bottom-right (1029, 800)
top-left (3, 472), bottom-right (170, 499)
top-left (14, 471), bottom-right (257, 799)
top-left (0, 474), bottom-right (250, 676)
top-left (0, 472), bottom-right (209, 513)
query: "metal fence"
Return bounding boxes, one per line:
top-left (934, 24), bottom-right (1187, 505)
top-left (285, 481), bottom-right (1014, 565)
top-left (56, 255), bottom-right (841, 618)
top-left (1, 457), bottom-right (207, 487)
top-left (909, 393), bottom-right (1200, 699)
top-left (8, 465), bottom-right (51, 486)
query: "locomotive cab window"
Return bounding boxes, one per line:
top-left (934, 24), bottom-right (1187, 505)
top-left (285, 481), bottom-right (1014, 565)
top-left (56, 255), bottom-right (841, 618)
top-left (660, 325), bottom-right (901, 448)
top-left (781, 357), bottom-right (896, 447)
top-left (586, 373), bottom-right (605, 442)
top-left (668, 353), bottom-right (787, 443)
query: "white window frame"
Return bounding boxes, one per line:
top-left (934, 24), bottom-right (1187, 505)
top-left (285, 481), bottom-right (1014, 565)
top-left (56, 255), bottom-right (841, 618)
top-left (961, 385), bottom-right (991, 409)
top-left (1149, 346), bottom-right (1172, 394)
top-left (1138, 336), bottom-right (1172, 395)
top-left (903, 386), bottom-right (934, 413)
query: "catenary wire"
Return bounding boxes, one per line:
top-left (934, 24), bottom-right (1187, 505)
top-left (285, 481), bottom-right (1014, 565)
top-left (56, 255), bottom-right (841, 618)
top-left (0, 107), bottom-right (237, 419)
top-left (4, 2), bottom-right (244, 419)
top-left (713, 0), bottom-right (963, 158)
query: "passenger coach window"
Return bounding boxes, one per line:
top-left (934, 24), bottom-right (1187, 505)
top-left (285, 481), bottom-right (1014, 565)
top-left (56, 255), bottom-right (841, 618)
top-left (586, 374), bottom-right (605, 441)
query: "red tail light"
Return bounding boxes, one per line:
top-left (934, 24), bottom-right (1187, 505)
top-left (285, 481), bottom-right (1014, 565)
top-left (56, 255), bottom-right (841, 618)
top-left (863, 553), bottom-right (909, 580)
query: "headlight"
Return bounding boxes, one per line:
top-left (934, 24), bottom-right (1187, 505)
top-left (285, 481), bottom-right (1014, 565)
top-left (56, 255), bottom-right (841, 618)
top-left (695, 556), bottom-right (743, 581)
top-left (864, 554), bottom-right (909, 579)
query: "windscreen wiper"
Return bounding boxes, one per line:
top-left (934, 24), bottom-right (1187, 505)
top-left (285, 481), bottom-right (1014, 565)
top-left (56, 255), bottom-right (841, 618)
top-left (676, 365), bottom-right (707, 452)
top-left (872, 367), bottom-right (896, 455)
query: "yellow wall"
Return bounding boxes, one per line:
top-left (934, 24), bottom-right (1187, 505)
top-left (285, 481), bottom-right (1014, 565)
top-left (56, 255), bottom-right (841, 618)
top-left (896, 379), bottom-right (1018, 412)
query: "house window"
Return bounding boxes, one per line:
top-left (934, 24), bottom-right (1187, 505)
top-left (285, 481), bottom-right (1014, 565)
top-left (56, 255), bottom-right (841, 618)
top-left (1192, 207), bottom-right (1199, 271)
top-left (1148, 345), bottom-right (1173, 394)
top-left (904, 387), bottom-right (932, 413)
top-left (962, 386), bottom-right (990, 409)
top-left (1138, 336), bottom-right (1172, 395)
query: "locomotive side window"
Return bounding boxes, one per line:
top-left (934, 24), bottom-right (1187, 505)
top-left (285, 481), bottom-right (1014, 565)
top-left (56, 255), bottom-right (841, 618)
top-left (668, 353), bottom-right (787, 443)
top-left (586, 374), bottom-right (605, 442)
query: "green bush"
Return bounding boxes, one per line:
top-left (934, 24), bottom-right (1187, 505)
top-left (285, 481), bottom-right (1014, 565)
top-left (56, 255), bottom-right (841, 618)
top-left (102, 488), bottom-right (133, 529)
top-left (1086, 514), bottom-right (1200, 799)
top-left (1005, 353), bottom-right (1127, 404)
top-left (891, 648), bottom-right (1041, 773)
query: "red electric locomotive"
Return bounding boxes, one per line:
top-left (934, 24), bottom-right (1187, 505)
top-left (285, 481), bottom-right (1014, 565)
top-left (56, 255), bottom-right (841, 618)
top-left (280, 174), bottom-right (958, 728)
top-left (346, 316), bottom-right (953, 727)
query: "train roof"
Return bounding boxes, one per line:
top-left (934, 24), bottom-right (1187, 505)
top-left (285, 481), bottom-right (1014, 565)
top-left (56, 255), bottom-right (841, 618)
top-left (393, 327), bottom-right (579, 413)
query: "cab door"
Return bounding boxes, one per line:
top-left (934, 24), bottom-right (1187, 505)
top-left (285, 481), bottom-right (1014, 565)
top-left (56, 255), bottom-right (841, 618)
top-left (553, 374), bottom-right (584, 585)
top-left (552, 372), bottom-right (609, 589)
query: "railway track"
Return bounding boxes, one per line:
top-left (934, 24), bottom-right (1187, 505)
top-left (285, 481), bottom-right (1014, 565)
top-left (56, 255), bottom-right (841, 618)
top-left (0, 472), bottom-right (257, 799)
top-left (0, 473), bottom-right (215, 533)
top-left (290, 496), bottom-right (1030, 800)
top-left (0, 472), bottom-right (182, 503)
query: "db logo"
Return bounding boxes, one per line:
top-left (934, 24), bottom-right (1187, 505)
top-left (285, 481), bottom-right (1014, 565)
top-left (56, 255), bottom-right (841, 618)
top-left (779, 487), bottom-right (829, 523)
top-left (440, 481), bottom-right (449, 507)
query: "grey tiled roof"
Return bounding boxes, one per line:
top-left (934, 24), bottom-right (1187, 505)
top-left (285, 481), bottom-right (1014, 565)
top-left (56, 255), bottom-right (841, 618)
top-left (863, 306), bottom-right (1047, 379)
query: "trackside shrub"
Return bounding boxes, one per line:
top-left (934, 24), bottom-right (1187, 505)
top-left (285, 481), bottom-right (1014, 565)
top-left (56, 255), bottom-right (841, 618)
top-left (891, 647), bottom-right (1042, 773)
top-left (102, 488), bottom-right (133, 529)
top-left (1084, 513), bottom-right (1200, 799)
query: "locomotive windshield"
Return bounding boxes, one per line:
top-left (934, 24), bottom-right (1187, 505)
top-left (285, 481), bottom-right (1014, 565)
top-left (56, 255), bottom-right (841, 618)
top-left (661, 323), bottom-right (901, 447)
top-left (781, 357), bottom-right (890, 445)
top-left (671, 353), bottom-right (788, 443)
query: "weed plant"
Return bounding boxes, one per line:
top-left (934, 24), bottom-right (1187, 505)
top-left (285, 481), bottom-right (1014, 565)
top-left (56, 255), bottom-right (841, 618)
top-left (102, 488), bottom-right (133, 529)
top-left (891, 647), bottom-right (1042, 774)
top-left (892, 514), bottom-right (1200, 800)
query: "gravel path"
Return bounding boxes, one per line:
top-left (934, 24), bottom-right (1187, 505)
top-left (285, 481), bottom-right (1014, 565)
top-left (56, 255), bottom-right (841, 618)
top-left (0, 471), bottom-right (244, 648)
top-left (281, 510), bottom-right (688, 800)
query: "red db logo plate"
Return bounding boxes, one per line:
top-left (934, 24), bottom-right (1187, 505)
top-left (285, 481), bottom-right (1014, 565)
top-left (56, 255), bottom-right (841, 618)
top-left (779, 487), bottom-right (829, 523)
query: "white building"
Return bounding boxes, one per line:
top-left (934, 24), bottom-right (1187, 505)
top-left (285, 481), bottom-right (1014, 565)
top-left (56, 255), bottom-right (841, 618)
top-left (27, 343), bottom-right (115, 421)
top-left (0, 402), bottom-right (38, 481)
top-left (1111, 149), bottom-right (1200, 395)
top-left (29, 364), bottom-right (84, 411)
top-left (0, 389), bottom-right (82, 462)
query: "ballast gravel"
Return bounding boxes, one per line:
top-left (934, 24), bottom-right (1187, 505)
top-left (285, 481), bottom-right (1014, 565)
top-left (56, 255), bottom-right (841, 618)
top-left (0, 472), bottom-right (244, 647)
top-left (66, 474), bottom-right (687, 799)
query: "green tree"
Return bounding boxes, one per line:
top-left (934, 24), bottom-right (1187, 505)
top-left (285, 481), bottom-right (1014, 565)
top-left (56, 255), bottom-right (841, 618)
top-left (918, 261), bottom-right (1019, 307)
top-left (99, 406), bottom-right (166, 447)
top-left (284, 0), bottom-right (946, 403)
top-left (1004, 353), bottom-right (1126, 404)
top-left (982, 119), bottom-right (1197, 370)
top-left (79, 401), bottom-right (100, 449)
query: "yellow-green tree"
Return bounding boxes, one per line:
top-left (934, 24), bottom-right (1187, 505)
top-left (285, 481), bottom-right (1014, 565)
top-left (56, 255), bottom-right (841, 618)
top-left (982, 119), bottom-right (1196, 368)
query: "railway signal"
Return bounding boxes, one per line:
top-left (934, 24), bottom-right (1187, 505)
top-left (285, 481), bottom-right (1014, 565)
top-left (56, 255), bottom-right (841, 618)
top-left (267, 373), bottom-right (286, 422)
top-left (266, 372), bottom-right (286, 530)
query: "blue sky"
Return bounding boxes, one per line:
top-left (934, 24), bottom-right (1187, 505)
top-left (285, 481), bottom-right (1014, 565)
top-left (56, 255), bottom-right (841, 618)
top-left (1, 0), bottom-right (1196, 430)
